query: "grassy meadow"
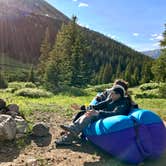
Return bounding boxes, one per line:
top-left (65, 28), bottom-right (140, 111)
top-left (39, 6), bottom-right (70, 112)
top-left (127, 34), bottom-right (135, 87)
top-left (0, 82), bottom-right (165, 121)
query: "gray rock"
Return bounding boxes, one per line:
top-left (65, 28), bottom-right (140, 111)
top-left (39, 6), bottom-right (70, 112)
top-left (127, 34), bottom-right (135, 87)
top-left (32, 122), bottom-right (49, 137)
top-left (7, 104), bottom-right (19, 113)
top-left (0, 99), bottom-right (6, 109)
top-left (15, 116), bottom-right (28, 134)
top-left (25, 157), bottom-right (37, 166)
top-left (0, 114), bottom-right (16, 141)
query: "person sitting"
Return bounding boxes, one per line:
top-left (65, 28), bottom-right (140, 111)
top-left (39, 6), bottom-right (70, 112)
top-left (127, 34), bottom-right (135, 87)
top-left (55, 85), bottom-right (133, 146)
top-left (72, 79), bottom-right (138, 123)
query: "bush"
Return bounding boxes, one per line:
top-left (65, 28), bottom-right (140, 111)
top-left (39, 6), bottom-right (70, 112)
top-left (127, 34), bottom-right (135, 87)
top-left (59, 86), bottom-right (87, 96)
top-left (24, 82), bottom-right (36, 88)
top-left (87, 83), bottom-right (113, 92)
top-left (135, 92), bottom-right (158, 99)
top-left (139, 83), bottom-right (160, 91)
top-left (159, 84), bottom-right (166, 98)
top-left (15, 88), bottom-right (53, 98)
top-left (8, 82), bottom-right (36, 92)
top-left (0, 73), bottom-right (8, 89)
top-left (135, 89), bottom-right (159, 99)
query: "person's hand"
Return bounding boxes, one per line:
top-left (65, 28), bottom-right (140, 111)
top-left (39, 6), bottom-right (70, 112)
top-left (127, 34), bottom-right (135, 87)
top-left (85, 110), bottom-right (99, 117)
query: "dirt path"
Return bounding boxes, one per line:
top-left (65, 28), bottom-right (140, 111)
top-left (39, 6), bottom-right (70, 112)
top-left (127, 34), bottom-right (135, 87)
top-left (0, 112), bottom-right (166, 166)
top-left (0, 111), bottom-right (111, 166)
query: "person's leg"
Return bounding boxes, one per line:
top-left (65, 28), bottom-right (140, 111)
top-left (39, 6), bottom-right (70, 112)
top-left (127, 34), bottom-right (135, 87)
top-left (61, 114), bottom-right (100, 135)
top-left (57, 114), bottom-right (100, 145)
top-left (55, 132), bottom-right (76, 145)
top-left (72, 110), bottom-right (86, 123)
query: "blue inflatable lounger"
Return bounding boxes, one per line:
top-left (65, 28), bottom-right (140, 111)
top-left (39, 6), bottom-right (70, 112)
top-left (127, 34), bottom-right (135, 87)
top-left (83, 106), bottom-right (166, 164)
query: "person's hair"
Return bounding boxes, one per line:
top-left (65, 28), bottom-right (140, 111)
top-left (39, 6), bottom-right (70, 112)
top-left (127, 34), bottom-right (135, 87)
top-left (114, 79), bottom-right (128, 92)
top-left (111, 85), bottom-right (125, 98)
top-left (113, 79), bottom-right (133, 108)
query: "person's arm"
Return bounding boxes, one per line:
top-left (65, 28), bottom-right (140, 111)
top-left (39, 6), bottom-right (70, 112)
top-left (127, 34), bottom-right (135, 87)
top-left (92, 99), bottom-right (110, 110)
top-left (98, 100), bottom-right (130, 118)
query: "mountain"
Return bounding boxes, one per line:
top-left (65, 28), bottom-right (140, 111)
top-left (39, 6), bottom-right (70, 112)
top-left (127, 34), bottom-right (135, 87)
top-left (142, 49), bottom-right (161, 59)
top-left (0, 0), bottom-right (69, 63)
top-left (0, 0), bottom-right (151, 68)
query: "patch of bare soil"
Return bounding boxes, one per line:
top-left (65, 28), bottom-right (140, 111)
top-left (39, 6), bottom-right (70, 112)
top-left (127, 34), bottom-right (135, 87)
top-left (0, 111), bottom-right (166, 166)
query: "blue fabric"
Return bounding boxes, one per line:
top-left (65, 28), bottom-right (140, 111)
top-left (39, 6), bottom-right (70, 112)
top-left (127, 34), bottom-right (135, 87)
top-left (84, 109), bottom-right (162, 136)
top-left (129, 109), bottom-right (162, 124)
top-left (84, 115), bottom-right (133, 136)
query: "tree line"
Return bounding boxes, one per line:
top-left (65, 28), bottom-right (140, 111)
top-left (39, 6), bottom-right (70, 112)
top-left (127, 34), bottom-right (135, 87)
top-left (36, 17), bottom-right (166, 92)
top-left (1, 18), bottom-right (165, 91)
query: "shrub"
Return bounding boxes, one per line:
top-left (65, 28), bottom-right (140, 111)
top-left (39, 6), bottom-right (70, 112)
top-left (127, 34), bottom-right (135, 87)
top-left (135, 89), bottom-right (159, 99)
top-left (139, 83), bottom-right (160, 91)
top-left (59, 86), bottom-right (87, 96)
top-left (87, 83), bottom-right (113, 92)
top-left (0, 73), bottom-right (8, 89)
top-left (4, 88), bottom-right (16, 93)
top-left (24, 82), bottom-right (36, 88)
top-left (8, 82), bottom-right (36, 92)
top-left (15, 88), bottom-right (53, 98)
top-left (135, 93), bottom-right (158, 99)
top-left (159, 84), bottom-right (166, 98)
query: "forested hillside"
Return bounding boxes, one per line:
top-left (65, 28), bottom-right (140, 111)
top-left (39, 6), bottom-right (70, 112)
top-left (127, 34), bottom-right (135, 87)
top-left (40, 17), bottom-right (153, 91)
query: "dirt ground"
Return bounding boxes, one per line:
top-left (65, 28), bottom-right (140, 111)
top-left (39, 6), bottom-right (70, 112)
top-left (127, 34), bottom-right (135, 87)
top-left (0, 111), bottom-right (166, 166)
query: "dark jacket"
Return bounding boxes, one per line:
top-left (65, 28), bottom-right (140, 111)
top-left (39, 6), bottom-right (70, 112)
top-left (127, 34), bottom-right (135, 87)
top-left (93, 97), bottom-right (131, 118)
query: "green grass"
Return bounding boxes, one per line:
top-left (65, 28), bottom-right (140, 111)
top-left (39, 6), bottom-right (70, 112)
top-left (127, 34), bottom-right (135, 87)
top-left (0, 85), bottom-right (165, 120)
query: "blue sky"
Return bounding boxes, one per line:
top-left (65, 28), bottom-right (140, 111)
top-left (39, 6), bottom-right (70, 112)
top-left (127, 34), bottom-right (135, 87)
top-left (46, 0), bottom-right (166, 51)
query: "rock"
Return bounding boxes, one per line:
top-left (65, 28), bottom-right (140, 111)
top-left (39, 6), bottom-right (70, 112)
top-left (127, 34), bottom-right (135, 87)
top-left (15, 116), bottom-right (28, 134)
top-left (25, 158), bottom-right (37, 166)
top-left (32, 122), bottom-right (49, 137)
top-left (7, 104), bottom-right (19, 113)
top-left (0, 114), bottom-right (16, 141)
top-left (6, 104), bottom-right (20, 117)
top-left (0, 99), bottom-right (6, 109)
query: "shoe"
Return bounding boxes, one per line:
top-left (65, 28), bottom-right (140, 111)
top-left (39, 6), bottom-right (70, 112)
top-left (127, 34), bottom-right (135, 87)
top-left (55, 134), bottom-right (74, 146)
top-left (80, 105), bottom-right (86, 110)
top-left (60, 124), bottom-right (77, 136)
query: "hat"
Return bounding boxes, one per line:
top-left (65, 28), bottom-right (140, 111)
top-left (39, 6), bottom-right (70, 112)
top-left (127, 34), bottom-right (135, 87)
top-left (111, 85), bottom-right (125, 97)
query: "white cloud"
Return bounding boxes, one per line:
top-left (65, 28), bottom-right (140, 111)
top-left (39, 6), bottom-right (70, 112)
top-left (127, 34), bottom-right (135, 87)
top-left (150, 33), bottom-right (163, 41)
top-left (111, 35), bottom-right (116, 39)
top-left (153, 42), bottom-right (160, 47)
top-left (151, 33), bottom-right (158, 37)
top-left (155, 34), bottom-right (163, 40)
top-left (78, 2), bottom-right (89, 7)
top-left (78, 22), bottom-right (90, 28)
top-left (133, 33), bottom-right (139, 37)
top-left (72, 0), bottom-right (77, 2)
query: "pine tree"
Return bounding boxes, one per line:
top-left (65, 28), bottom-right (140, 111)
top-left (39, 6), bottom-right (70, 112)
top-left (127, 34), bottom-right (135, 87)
top-left (38, 28), bottom-right (51, 79)
top-left (70, 29), bottom-right (89, 87)
top-left (151, 24), bottom-right (166, 82)
top-left (141, 61), bottom-right (153, 83)
top-left (102, 64), bottom-right (112, 83)
top-left (27, 65), bottom-right (35, 83)
top-left (151, 54), bottom-right (166, 82)
top-left (45, 16), bottom-right (89, 91)
top-left (133, 67), bottom-right (140, 85)
top-left (0, 72), bottom-right (8, 89)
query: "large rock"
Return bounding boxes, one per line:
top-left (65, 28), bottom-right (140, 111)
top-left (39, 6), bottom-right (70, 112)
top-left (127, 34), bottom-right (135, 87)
top-left (0, 99), bottom-right (6, 109)
top-left (15, 116), bottom-right (28, 134)
top-left (32, 122), bottom-right (49, 137)
top-left (0, 99), bottom-right (6, 114)
top-left (0, 114), bottom-right (16, 141)
top-left (6, 104), bottom-right (20, 117)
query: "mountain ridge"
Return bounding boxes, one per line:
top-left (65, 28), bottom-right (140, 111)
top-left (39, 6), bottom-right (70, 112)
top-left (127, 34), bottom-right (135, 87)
top-left (142, 49), bottom-right (161, 59)
top-left (0, 0), bottom-right (69, 63)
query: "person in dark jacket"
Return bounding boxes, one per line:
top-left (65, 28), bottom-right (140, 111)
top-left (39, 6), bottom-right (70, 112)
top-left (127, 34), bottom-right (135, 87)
top-left (55, 85), bottom-right (132, 145)
top-left (72, 79), bottom-right (138, 123)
